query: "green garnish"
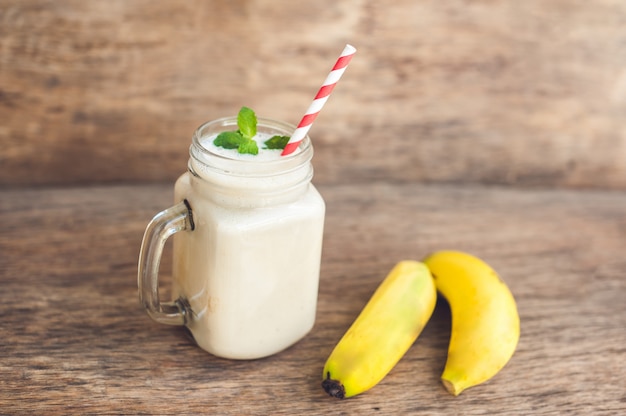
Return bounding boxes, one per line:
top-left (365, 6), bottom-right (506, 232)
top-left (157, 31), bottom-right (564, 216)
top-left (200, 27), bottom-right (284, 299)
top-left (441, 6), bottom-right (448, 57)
top-left (263, 135), bottom-right (290, 150)
top-left (237, 106), bottom-right (257, 140)
top-left (213, 107), bottom-right (289, 155)
top-left (213, 131), bottom-right (246, 149)
top-left (238, 139), bottom-right (259, 155)
top-left (213, 106), bottom-right (258, 155)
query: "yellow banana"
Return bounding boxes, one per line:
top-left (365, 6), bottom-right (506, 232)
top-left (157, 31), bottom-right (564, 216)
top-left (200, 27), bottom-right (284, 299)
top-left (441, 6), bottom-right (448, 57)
top-left (322, 261), bottom-right (436, 399)
top-left (423, 251), bottom-right (520, 396)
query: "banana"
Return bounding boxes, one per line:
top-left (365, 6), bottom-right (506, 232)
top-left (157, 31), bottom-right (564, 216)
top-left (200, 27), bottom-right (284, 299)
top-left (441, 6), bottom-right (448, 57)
top-left (322, 260), bottom-right (436, 399)
top-left (423, 251), bottom-right (519, 396)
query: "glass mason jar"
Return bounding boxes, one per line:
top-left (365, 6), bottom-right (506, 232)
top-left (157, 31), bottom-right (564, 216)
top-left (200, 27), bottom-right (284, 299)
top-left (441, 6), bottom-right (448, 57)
top-left (138, 117), bottom-right (325, 359)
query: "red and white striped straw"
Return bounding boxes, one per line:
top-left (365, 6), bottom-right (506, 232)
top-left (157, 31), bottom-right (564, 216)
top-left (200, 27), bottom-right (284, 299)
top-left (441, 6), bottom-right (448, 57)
top-left (281, 44), bottom-right (356, 156)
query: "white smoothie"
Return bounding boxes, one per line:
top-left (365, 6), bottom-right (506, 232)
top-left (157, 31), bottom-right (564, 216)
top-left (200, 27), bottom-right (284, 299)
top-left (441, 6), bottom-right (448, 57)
top-left (171, 120), bottom-right (325, 359)
top-left (202, 131), bottom-right (299, 161)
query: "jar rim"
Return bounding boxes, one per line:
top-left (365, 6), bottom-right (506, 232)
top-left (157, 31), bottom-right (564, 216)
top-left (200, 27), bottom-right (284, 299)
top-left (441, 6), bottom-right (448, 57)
top-left (190, 116), bottom-right (313, 178)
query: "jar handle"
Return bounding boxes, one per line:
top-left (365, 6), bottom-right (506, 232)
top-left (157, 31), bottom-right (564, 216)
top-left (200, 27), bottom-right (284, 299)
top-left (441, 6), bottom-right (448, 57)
top-left (138, 200), bottom-right (194, 325)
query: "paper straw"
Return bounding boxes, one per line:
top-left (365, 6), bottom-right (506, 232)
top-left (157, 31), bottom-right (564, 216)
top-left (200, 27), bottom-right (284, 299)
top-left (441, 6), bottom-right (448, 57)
top-left (281, 44), bottom-right (356, 156)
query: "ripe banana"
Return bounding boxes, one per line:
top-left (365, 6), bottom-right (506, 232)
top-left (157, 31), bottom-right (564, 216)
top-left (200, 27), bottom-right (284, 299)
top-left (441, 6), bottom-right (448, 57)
top-left (423, 250), bottom-right (519, 396)
top-left (322, 260), bottom-right (436, 399)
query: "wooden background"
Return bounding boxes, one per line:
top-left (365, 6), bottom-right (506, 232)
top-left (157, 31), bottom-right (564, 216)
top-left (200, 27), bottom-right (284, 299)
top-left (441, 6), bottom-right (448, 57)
top-left (1, 0), bottom-right (625, 189)
top-left (1, 1), bottom-right (626, 415)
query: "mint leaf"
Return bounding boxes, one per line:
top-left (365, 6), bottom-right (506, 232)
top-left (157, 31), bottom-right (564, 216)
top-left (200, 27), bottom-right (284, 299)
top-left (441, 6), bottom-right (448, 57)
top-left (238, 139), bottom-right (259, 155)
top-left (264, 135), bottom-right (290, 150)
top-left (237, 106), bottom-right (257, 140)
top-left (213, 107), bottom-right (262, 155)
top-left (214, 131), bottom-right (246, 149)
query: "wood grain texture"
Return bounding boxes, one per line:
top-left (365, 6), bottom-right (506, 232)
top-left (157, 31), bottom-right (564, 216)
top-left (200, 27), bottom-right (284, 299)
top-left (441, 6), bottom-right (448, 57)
top-left (1, 183), bottom-right (625, 414)
top-left (1, 0), bottom-right (626, 189)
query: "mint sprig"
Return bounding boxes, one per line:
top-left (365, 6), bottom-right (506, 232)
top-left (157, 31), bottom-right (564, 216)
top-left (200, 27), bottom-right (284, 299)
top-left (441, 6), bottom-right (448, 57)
top-left (213, 107), bottom-right (290, 155)
top-left (213, 106), bottom-right (258, 155)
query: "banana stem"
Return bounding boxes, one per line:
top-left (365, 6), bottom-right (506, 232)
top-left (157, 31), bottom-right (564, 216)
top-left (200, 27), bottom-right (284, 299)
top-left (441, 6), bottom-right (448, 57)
top-left (322, 372), bottom-right (346, 399)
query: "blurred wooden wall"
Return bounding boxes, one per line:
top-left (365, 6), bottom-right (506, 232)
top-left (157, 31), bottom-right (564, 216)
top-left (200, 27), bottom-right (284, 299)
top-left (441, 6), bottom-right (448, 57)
top-left (1, 0), bottom-right (625, 189)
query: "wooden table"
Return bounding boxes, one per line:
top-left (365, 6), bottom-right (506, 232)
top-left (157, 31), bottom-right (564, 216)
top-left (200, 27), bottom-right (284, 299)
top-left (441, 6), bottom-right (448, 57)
top-left (1, 182), bottom-right (624, 414)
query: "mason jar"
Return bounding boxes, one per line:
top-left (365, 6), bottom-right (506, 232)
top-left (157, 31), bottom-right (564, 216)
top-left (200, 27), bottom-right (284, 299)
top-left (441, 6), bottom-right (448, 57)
top-left (138, 116), bottom-right (325, 359)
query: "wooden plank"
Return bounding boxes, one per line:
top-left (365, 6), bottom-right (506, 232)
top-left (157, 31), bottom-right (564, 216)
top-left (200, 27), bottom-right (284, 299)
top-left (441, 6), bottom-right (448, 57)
top-left (1, 1), bottom-right (626, 188)
top-left (1, 183), bottom-right (624, 413)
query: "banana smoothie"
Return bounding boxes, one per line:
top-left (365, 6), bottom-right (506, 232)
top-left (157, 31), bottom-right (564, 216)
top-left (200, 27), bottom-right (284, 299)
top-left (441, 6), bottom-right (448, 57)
top-left (170, 112), bottom-right (325, 359)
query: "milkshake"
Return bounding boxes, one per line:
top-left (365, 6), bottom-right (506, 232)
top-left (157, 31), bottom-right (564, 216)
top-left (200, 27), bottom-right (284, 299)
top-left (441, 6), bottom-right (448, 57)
top-left (139, 37), bottom-right (356, 361)
top-left (139, 115), bottom-right (325, 359)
